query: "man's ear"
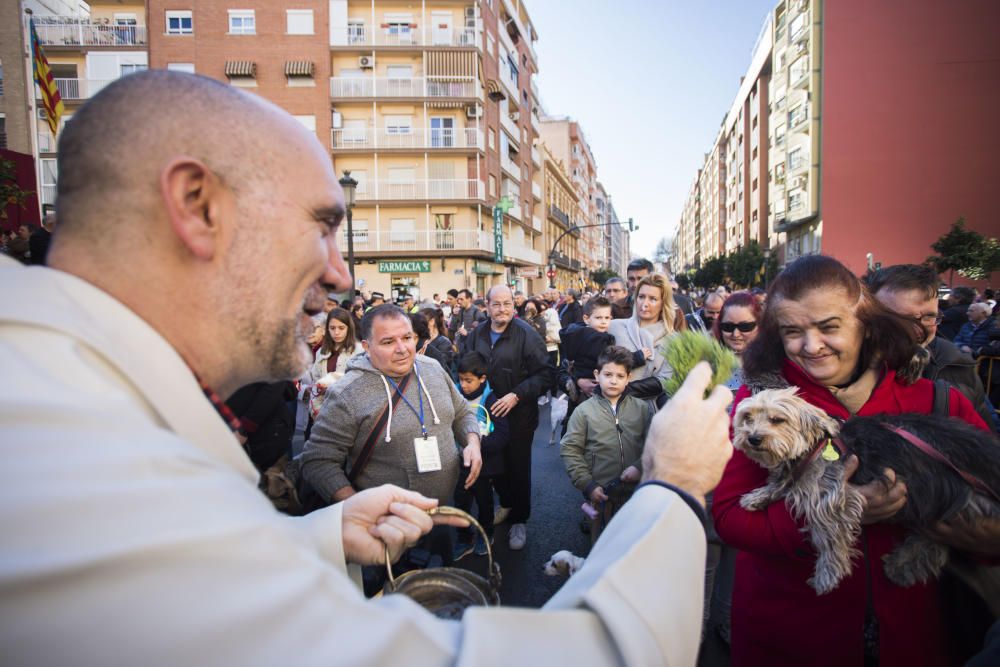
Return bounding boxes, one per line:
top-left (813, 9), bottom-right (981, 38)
top-left (160, 157), bottom-right (230, 261)
top-left (361, 339), bottom-right (370, 354)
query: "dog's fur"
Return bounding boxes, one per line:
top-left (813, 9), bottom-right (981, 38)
top-left (733, 387), bottom-right (1000, 594)
top-left (543, 550), bottom-right (586, 577)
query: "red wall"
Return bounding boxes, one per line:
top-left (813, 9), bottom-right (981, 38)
top-left (1, 149), bottom-right (41, 232)
top-left (820, 0), bottom-right (1000, 283)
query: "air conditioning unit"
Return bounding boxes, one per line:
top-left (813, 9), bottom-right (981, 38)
top-left (358, 55), bottom-right (375, 69)
top-left (37, 109), bottom-right (48, 120)
top-left (465, 7), bottom-right (476, 19)
top-left (466, 105), bottom-right (482, 119)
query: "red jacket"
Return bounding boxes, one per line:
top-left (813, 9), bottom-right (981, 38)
top-left (713, 360), bottom-right (988, 667)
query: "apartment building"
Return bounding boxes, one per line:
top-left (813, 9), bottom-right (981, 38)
top-left (768, 0), bottom-right (817, 264)
top-left (539, 116), bottom-right (603, 278)
top-left (22, 0), bottom-right (149, 208)
top-left (697, 133), bottom-right (726, 263)
top-left (541, 144), bottom-right (582, 292)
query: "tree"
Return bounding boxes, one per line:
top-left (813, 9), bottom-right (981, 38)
top-left (927, 218), bottom-right (999, 285)
top-left (589, 267), bottom-right (618, 286)
top-left (653, 237), bottom-right (672, 265)
top-left (676, 273), bottom-right (691, 292)
top-left (0, 158), bottom-right (35, 223)
top-left (693, 256), bottom-right (726, 290)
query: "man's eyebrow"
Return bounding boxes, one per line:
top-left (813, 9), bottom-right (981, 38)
top-left (312, 205), bottom-right (345, 225)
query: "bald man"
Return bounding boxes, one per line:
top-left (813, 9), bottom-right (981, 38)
top-left (0, 71), bottom-right (735, 667)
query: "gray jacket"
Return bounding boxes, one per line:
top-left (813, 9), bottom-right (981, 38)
top-left (300, 354), bottom-right (478, 504)
top-left (925, 336), bottom-right (997, 431)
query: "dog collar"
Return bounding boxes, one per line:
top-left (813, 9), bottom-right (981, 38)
top-left (792, 435), bottom-right (849, 483)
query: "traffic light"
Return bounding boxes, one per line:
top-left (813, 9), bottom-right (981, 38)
top-left (546, 268), bottom-right (556, 279)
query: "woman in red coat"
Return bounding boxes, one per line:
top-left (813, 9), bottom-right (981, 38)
top-left (712, 255), bottom-right (989, 666)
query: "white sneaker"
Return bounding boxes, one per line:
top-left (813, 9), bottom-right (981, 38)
top-left (493, 506), bottom-right (512, 525)
top-left (508, 523), bottom-right (527, 550)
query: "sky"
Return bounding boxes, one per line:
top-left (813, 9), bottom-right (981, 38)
top-left (526, 0), bottom-right (776, 257)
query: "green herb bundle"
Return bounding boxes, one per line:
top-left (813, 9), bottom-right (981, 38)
top-left (660, 330), bottom-right (737, 398)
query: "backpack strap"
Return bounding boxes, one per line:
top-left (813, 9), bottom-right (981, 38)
top-left (347, 372), bottom-right (411, 485)
top-left (932, 378), bottom-right (951, 418)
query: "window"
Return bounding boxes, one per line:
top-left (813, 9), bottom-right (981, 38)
top-left (386, 65), bottom-right (413, 80)
top-left (166, 11), bottom-right (193, 35)
top-left (0, 114), bottom-right (6, 149)
top-left (348, 20), bottom-right (365, 44)
top-left (385, 115), bottom-right (412, 135)
top-left (167, 63), bottom-right (195, 73)
top-left (488, 129), bottom-right (496, 151)
top-left (228, 10), bottom-right (255, 35)
top-left (120, 63), bottom-right (147, 77)
top-left (351, 219), bottom-right (369, 246)
top-left (286, 10), bottom-right (314, 35)
top-left (293, 115), bottom-right (316, 133)
top-left (430, 117), bottom-right (455, 147)
top-left (39, 158), bottom-right (58, 206)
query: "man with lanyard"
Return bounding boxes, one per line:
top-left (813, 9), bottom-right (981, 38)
top-left (463, 285), bottom-right (554, 550)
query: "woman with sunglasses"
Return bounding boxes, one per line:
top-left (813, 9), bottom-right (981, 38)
top-left (711, 291), bottom-right (763, 392)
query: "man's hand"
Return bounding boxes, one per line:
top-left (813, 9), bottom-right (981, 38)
top-left (463, 437), bottom-right (483, 489)
top-left (640, 362), bottom-right (733, 507)
top-left (844, 456), bottom-right (907, 525)
top-left (642, 347), bottom-right (653, 361)
top-left (620, 465), bottom-right (641, 483)
top-left (577, 378), bottom-right (598, 397)
top-left (458, 325), bottom-right (468, 337)
top-left (314, 383), bottom-right (327, 395)
top-left (340, 485), bottom-right (468, 565)
top-left (491, 392), bottom-right (519, 417)
top-left (589, 486), bottom-right (608, 504)
top-left (929, 517), bottom-right (1000, 556)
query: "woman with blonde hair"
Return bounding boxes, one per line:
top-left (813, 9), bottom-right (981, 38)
top-left (608, 273), bottom-right (687, 403)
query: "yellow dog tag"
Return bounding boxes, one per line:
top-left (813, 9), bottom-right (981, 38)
top-left (821, 439), bottom-right (840, 462)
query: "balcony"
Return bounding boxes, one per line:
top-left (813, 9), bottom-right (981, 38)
top-left (32, 19), bottom-right (148, 47)
top-left (531, 181), bottom-right (542, 201)
top-left (530, 111), bottom-right (540, 134)
top-left (355, 179), bottom-right (485, 202)
top-left (339, 229), bottom-right (493, 254)
top-left (331, 127), bottom-right (483, 150)
top-left (532, 215), bottom-right (543, 232)
top-left (505, 243), bottom-right (542, 265)
top-left (50, 78), bottom-right (115, 100)
top-left (549, 204), bottom-right (570, 227)
top-left (500, 110), bottom-right (520, 143)
top-left (501, 152), bottom-right (520, 178)
top-left (790, 58), bottom-right (809, 88)
top-left (531, 145), bottom-right (541, 167)
top-left (330, 76), bottom-right (477, 99)
top-left (332, 25), bottom-right (479, 48)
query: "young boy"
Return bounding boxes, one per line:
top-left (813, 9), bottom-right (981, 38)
top-left (453, 352), bottom-right (510, 560)
top-left (560, 345), bottom-right (652, 545)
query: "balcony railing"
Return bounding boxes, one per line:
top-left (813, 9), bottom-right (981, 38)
top-left (506, 205), bottom-right (522, 221)
top-left (330, 76), bottom-right (477, 98)
top-left (549, 204), bottom-right (570, 227)
top-left (32, 19), bottom-right (148, 47)
top-left (506, 243), bottom-right (542, 264)
top-left (500, 111), bottom-right (520, 142)
top-left (331, 127), bottom-right (483, 150)
top-left (531, 181), bottom-right (542, 200)
top-left (332, 24), bottom-right (479, 48)
top-left (531, 145), bottom-right (541, 167)
top-left (50, 78), bottom-right (116, 100)
top-left (532, 215), bottom-right (543, 232)
top-left (530, 112), bottom-right (540, 133)
top-left (355, 179), bottom-right (484, 201)
top-left (338, 229), bottom-right (492, 253)
top-left (501, 152), bottom-right (520, 178)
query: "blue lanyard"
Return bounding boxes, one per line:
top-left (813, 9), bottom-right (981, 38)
top-left (385, 369), bottom-right (426, 436)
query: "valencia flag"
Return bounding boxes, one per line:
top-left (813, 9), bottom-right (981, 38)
top-left (30, 19), bottom-right (64, 138)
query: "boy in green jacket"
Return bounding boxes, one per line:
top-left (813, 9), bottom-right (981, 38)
top-left (560, 345), bottom-right (653, 544)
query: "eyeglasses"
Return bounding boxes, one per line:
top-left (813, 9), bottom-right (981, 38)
top-left (489, 302), bottom-right (514, 310)
top-left (910, 314), bottom-right (943, 326)
top-left (720, 321), bottom-right (757, 333)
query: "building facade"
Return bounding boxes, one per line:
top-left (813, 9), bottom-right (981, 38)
top-left (541, 143), bottom-right (582, 291)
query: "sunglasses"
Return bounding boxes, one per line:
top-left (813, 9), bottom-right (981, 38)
top-left (720, 321), bottom-right (757, 333)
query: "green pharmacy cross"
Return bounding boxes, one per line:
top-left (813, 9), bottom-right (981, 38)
top-left (493, 197), bottom-right (514, 264)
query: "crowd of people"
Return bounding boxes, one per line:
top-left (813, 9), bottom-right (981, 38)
top-left (3, 70), bottom-right (1000, 666)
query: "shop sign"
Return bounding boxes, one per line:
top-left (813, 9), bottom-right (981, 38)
top-left (378, 260), bottom-right (431, 273)
top-left (472, 261), bottom-right (502, 275)
top-left (516, 266), bottom-right (541, 278)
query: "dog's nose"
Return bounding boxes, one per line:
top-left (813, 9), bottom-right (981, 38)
top-left (747, 434), bottom-right (763, 448)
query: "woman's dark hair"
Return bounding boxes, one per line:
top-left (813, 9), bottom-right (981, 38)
top-left (409, 311), bottom-right (431, 343)
top-left (529, 297), bottom-right (547, 312)
top-left (742, 255), bottom-right (918, 380)
top-left (418, 307), bottom-right (447, 339)
top-left (711, 291), bottom-right (763, 344)
top-left (321, 307), bottom-right (358, 355)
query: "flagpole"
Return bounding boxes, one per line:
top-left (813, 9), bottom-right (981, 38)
top-left (22, 4), bottom-right (43, 222)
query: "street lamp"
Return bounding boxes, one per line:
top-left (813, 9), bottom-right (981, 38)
top-left (763, 247), bottom-right (771, 288)
top-left (339, 170), bottom-right (358, 295)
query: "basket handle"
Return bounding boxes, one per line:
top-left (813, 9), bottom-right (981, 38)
top-left (384, 505), bottom-right (493, 589)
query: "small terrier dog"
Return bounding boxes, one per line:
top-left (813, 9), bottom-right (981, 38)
top-left (543, 550), bottom-right (586, 577)
top-left (733, 387), bottom-right (1000, 595)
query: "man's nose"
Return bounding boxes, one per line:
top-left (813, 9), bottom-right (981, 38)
top-left (322, 234), bottom-right (352, 293)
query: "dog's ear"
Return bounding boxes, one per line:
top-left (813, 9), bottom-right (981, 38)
top-left (798, 404), bottom-right (840, 442)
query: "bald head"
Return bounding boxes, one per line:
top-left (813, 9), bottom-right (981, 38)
top-left (54, 70), bottom-right (313, 245)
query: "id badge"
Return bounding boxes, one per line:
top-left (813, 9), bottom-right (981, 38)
top-left (414, 435), bottom-right (442, 473)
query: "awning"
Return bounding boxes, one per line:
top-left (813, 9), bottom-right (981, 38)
top-left (285, 61), bottom-right (314, 77)
top-left (428, 101), bottom-right (465, 109)
top-left (485, 78), bottom-right (503, 99)
top-left (225, 61), bottom-right (256, 77)
top-left (426, 50), bottom-right (475, 77)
